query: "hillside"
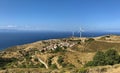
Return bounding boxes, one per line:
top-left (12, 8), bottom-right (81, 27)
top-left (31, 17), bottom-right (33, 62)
top-left (1, 35), bottom-right (120, 73)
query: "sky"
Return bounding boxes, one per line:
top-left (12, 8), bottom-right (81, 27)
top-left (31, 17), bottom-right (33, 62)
top-left (0, 0), bottom-right (120, 32)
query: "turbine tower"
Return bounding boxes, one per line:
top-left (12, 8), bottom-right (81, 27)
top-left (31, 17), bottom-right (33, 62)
top-left (79, 27), bottom-right (83, 38)
top-left (72, 31), bottom-right (74, 37)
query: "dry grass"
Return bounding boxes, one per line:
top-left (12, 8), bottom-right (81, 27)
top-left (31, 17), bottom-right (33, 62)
top-left (1, 35), bottom-right (120, 73)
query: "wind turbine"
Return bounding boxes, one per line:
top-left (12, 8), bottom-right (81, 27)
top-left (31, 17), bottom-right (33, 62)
top-left (79, 27), bottom-right (84, 38)
top-left (72, 31), bottom-right (75, 37)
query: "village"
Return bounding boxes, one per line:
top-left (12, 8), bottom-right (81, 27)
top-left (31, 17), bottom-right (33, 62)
top-left (39, 39), bottom-right (78, 52)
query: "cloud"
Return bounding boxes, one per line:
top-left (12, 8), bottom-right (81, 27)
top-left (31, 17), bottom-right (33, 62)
top-left (0, 25), bottom-right (36, 30)
top-left (0, 25), bottom-right (51, 31)
top-left (6, 25), bottom-right (17, 28)
top-left (0, 25), bottom-right (17, 29)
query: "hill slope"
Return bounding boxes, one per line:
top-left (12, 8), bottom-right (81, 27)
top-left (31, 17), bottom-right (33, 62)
top-left (1, 35), bottom-right (120, 73)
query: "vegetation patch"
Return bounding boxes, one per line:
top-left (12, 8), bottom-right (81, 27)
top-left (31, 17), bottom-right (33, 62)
top-left (85, 38), bottom-right (95, 42)
top-left (57, 56), bottom-right (64, 64)
top-left (78, 67), bottom-right (88, 73)
top-left (18, 62), bottom-right (45, 68)
top-left (51, 64), bottom-right (58, 69)
top-left (48, 56), bottom-right (54, 67)
top-left (0, 57), bottom-right (17, 69)
top-left (85, 49), bottom-right (120, 67)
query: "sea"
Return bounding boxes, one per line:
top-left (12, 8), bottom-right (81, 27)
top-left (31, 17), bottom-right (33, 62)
top-left (0, 31), bottom-right (120, 50)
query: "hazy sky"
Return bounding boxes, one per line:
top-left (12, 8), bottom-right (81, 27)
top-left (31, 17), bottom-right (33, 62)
top-left (0, 0), bottom-right (120, 32)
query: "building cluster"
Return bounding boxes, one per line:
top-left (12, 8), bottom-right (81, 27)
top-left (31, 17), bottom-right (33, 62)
top-left (39, 40), bottom-right (76, 52)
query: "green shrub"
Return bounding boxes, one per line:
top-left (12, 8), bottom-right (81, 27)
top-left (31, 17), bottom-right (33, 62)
top-left (105, 49), bottom-right (120, 65)
top-left (63, 46), bottom-right (67, 49)
top-left (85, 51), bottom-right (106, 66)
top-left (100, 37), bottom-right (106, 40)
top-left (39, 63), bottom-right (45, 68)
top-left (24, 53), bottom-right (31, 60)
top-left (85, 49), bottom-right (120, 67)
top-left (85, 61), bottom-right (94, 67)
top-left (68, 63), bottom-right (75, 68)
top-left (78, 41), bottom-right (81, 44)
top-left (34, 58), bottom-right (39, 62)
top-left (54, 46), bottom-right (62, 52)
top-left (93, 51), bottom-right (106, 66)
top-left (0, 57), bottom-right (17, 68)
top-left (61, 63), bottom-right (67, 67)
top-left (105, 35), bottom-right (110, 38)
top-left (19, 62), bottom-right (46, 68)
top-left (78, 67), bottom-right (88, 73)
top-left (51, 64), bottom-right (57, 69)
top-left (18, 64), bottom-right (26, 68)
top-left (48, 57), bottom-right (53, 66)
top-left (85, 38), bottom-right (95, 42)
top-left (57, 56), bottom-right (64, 64)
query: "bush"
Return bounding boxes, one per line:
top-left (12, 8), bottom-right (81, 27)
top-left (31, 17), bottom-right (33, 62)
top-left (24, 52), bottom-right (31, 60)
top-left (0, 57), bottom-right (17, 68)
top-left (48, 57), bottom-right (53, 66)
top-left (85, 61), bottom-right (95, 67)
top-left (93, 51), bottom-right (106, 66)
top-left (51, 64), bottom-right (57, 69)
top-left (55, 46), bottom-right (62, 52)
top-left (78, 67), bottom-right (88, 73)
top-left (68, 63), bottom-right (75, 68)
top-left (105, 35), bottom-right (110, 38)
top-left (85, 51), bottom-right (106, 66)
top-left (78, 41), bottom-right (81, 44)
top-left (57, 56), bottom-right (64, 64)
top-left (61, 63), bottom-right (67, 67)
top-left (34, 58), bottom-right (39, 62)
top-left (85, 49), bottom-right (120, 67)
top-left (19, 62), bottom-right (46, 68)
top-left (39, 63), bottom-right (45, 68)
top-left (105, 49), bottom-right (120, 65)
top-left (63, 46), bottom-right (67, 49)
top-left (85, 38), bottom-right (95, 42)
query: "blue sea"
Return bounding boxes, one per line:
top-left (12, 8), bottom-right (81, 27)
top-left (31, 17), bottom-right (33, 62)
top-left (0, 31), bottom-right (120, 50)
